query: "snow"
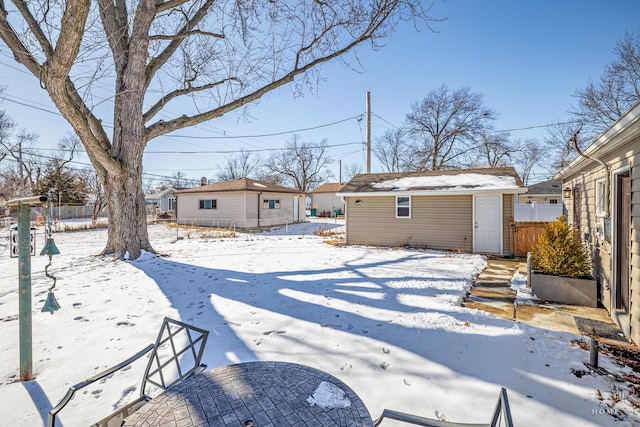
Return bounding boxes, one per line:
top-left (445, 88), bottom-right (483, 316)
top-left (307, 381), bottom-right (352, 409)
top-left (0, 219), bottom-right (638, 426)
top-left (372, 173), bottom-right (521, 191)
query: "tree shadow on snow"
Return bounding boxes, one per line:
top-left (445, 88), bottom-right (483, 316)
top-left (128, 245), bottom-right (603, 427)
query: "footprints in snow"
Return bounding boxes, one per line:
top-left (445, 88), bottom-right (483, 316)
top-left (254, 329), bottom-right (287, 346)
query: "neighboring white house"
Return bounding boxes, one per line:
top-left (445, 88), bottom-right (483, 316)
top-left (514, 180), bottom-right (564, 222)
top-left (517, 180), bottom-right (562, 204)
top-left (310, 182), bottom-right (346, 217)
top-left (175, 178), bottom-right (305, 228)
top-left (145, 187), bottom-right (177, 215)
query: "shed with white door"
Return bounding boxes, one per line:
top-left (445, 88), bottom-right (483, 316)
top-left (176, 178), bottom-right (305, 228)
top-left (338, 167), bottom-right (527, 255)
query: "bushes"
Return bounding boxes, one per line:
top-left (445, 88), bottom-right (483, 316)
top-left (531, 216), bottom-right (592, 278)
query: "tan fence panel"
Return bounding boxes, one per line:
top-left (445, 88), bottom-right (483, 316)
top-left (511, 222), bottom-right (547, 257)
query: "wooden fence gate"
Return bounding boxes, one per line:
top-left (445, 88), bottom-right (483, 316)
top-left (510, 221), bottom-right (547, 257)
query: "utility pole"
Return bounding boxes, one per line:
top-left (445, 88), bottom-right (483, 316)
top-left (365, 91), bottom-right (371, 173)
top-left (339, 159), bottom-right (342, 183)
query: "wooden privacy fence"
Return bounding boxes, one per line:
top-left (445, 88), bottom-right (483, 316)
top-left (510, 221), bottom-right (547, 257)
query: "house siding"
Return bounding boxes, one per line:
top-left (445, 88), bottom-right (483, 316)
top-left (503, 194), bottom-right (513, 256)
top-left (345, 195), bottom-right (473, 252)
top-left (178, 191), bottom-right (304, 228)
top-left (311, 193), bottom-right (345, 216)
top-left (561, 135), bottom-right (639, 344)
top-left (177, 192), bottom-right (249, 227)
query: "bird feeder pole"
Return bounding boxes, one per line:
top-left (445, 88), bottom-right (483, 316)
top-left (4, 195), bottom-right (48, 381)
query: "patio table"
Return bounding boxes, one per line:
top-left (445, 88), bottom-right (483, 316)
top-left (123, 360), bottom-right (373, 427)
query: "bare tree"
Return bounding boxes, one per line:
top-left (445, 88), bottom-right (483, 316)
top-left (543, 121), bottom-right (585, 171)
top-left (216, 150), bottom-right (261, 181)
top-left (570, 30), bottom-right (640, 138)
top-left (166, 171), bottom-right (188, 189)
top-left (0, 1), bottom-right (436, 259)
top-left (79, 167), bottom-right (108, 224)
top-left (373, 129), bottom-right (411, 172)
top-left (475, 131), bottom-right (515, 168)
top-left (265, 135), bottom-right (333, 192)
top-left (342, 162), bottom-right (363, 181)
top-left (33, 135), bottom-right (87, 204)
top-left (405, 84), bottom-right (496, 170)
top-left (510, 138), bottom-right (544, 186)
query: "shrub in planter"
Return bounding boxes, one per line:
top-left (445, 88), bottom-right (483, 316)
top-left (529, 216), bottom-right (597, 307)
top-left (531, 215), bottom-right (592, 278)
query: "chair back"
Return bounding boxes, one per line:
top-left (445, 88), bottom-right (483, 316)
top-left (141, 317), bottom-right (209, 397)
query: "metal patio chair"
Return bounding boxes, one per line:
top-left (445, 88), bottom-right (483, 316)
top-left (374, 387), bottom-right (513, 427)
top-left (47, 317), bottom-right (209, 427)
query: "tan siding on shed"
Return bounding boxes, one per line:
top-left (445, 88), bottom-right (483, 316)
top-left (345, 195), bottom-right (473, 252)
top-left (503, 194), bottom-right (513, 255)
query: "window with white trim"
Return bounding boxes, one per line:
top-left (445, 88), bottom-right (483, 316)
top-left (595, 179), bottom-right (606, 216)
top-left (168, 198), bottom-right (176, 211)
top-left (396, 196), bottom-right (411, 218)
top-left (548, 199), bottom-right (558, 204)
top-left (199, 199), bottom-right (217, 209)
top-left (263, 199), bottom-right (281, 209)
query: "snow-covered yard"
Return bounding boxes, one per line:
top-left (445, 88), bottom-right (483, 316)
top-left (0, 220), bottom-right (637, 426)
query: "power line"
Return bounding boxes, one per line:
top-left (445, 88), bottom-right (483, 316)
top-left (163, 115), bottom-right (364, 139)
top-left (144, 141), bottom-right (363, 154)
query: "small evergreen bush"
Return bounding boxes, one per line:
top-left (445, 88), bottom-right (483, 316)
top-left (531, 215), bottom-right (592, 278)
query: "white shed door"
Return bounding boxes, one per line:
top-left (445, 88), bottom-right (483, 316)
top-left (293, 196), bottom-right (299, 222)
top-left (474, 195), bottom-right (501, 254)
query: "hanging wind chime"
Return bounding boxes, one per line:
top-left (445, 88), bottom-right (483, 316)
top-left (40, 206), bottom-right (61, 314)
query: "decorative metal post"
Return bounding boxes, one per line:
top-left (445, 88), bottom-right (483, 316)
top-left (3, 195), bottom-right (48, 382)
top-left (17, 201), bottom-right (33, 381)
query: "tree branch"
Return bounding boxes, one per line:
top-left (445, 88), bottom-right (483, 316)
top-left (146, 0), bottom-right (215, 87)
top-left (143, 77), bottom-right (241, 123)
top-left (149, 29), bottom-right (224, 41)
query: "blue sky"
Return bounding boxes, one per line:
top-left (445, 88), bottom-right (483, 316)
top-left (1, 0), bottom-right (639, 186)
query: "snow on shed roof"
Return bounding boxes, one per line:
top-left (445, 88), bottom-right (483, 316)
top-left (339, 167), bottom-right (526, 195)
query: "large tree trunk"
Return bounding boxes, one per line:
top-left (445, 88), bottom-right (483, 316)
top-left (103, 165), bottom-right (153, 260)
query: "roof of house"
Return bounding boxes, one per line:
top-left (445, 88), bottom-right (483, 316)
top-left (176, 178), bottom-right (303, 195)
top-left (339, 167), bottom-right (526, 195)
top-left (524, 180), bottom-right (562, 195)
top-left (145, 187), bottom-right (177, 200)
top-left (312, 183), bottom-right (346, 193)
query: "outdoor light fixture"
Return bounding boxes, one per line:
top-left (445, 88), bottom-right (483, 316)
top-left (355, 200), bottom-right (362, 205)
top-left (563, 187), bottom-right (572, 199)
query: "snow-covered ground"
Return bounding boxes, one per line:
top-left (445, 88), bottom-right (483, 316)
top-left (0, 219), bottom-right (637, 426)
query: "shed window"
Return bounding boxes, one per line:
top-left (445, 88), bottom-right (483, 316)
top-left (548, 199), bottom-right (558, 204)
top-left (396, 196), bottom-right (411, 218)
top-left (595, 179), bottom-right (607, 216)
top-left (263, 199), bottom-right (280, 209)
top-left (199, 199), bottom-right (217, 209)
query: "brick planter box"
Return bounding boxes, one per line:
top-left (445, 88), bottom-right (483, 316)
top-left (530, 270), bottom-right (598, 307)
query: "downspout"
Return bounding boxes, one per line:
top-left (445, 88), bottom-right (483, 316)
top-left (257, 192), bottom-right (262, 227)
top-left (570, 130), bottom-right (610, 217)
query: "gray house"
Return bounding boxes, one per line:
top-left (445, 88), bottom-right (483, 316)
top-left (338, 167), bottom-right (527, 255)
top-left (145, 187), bottom-right (177, 215)
top-left (555, 101), bottom-right (640, 344)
